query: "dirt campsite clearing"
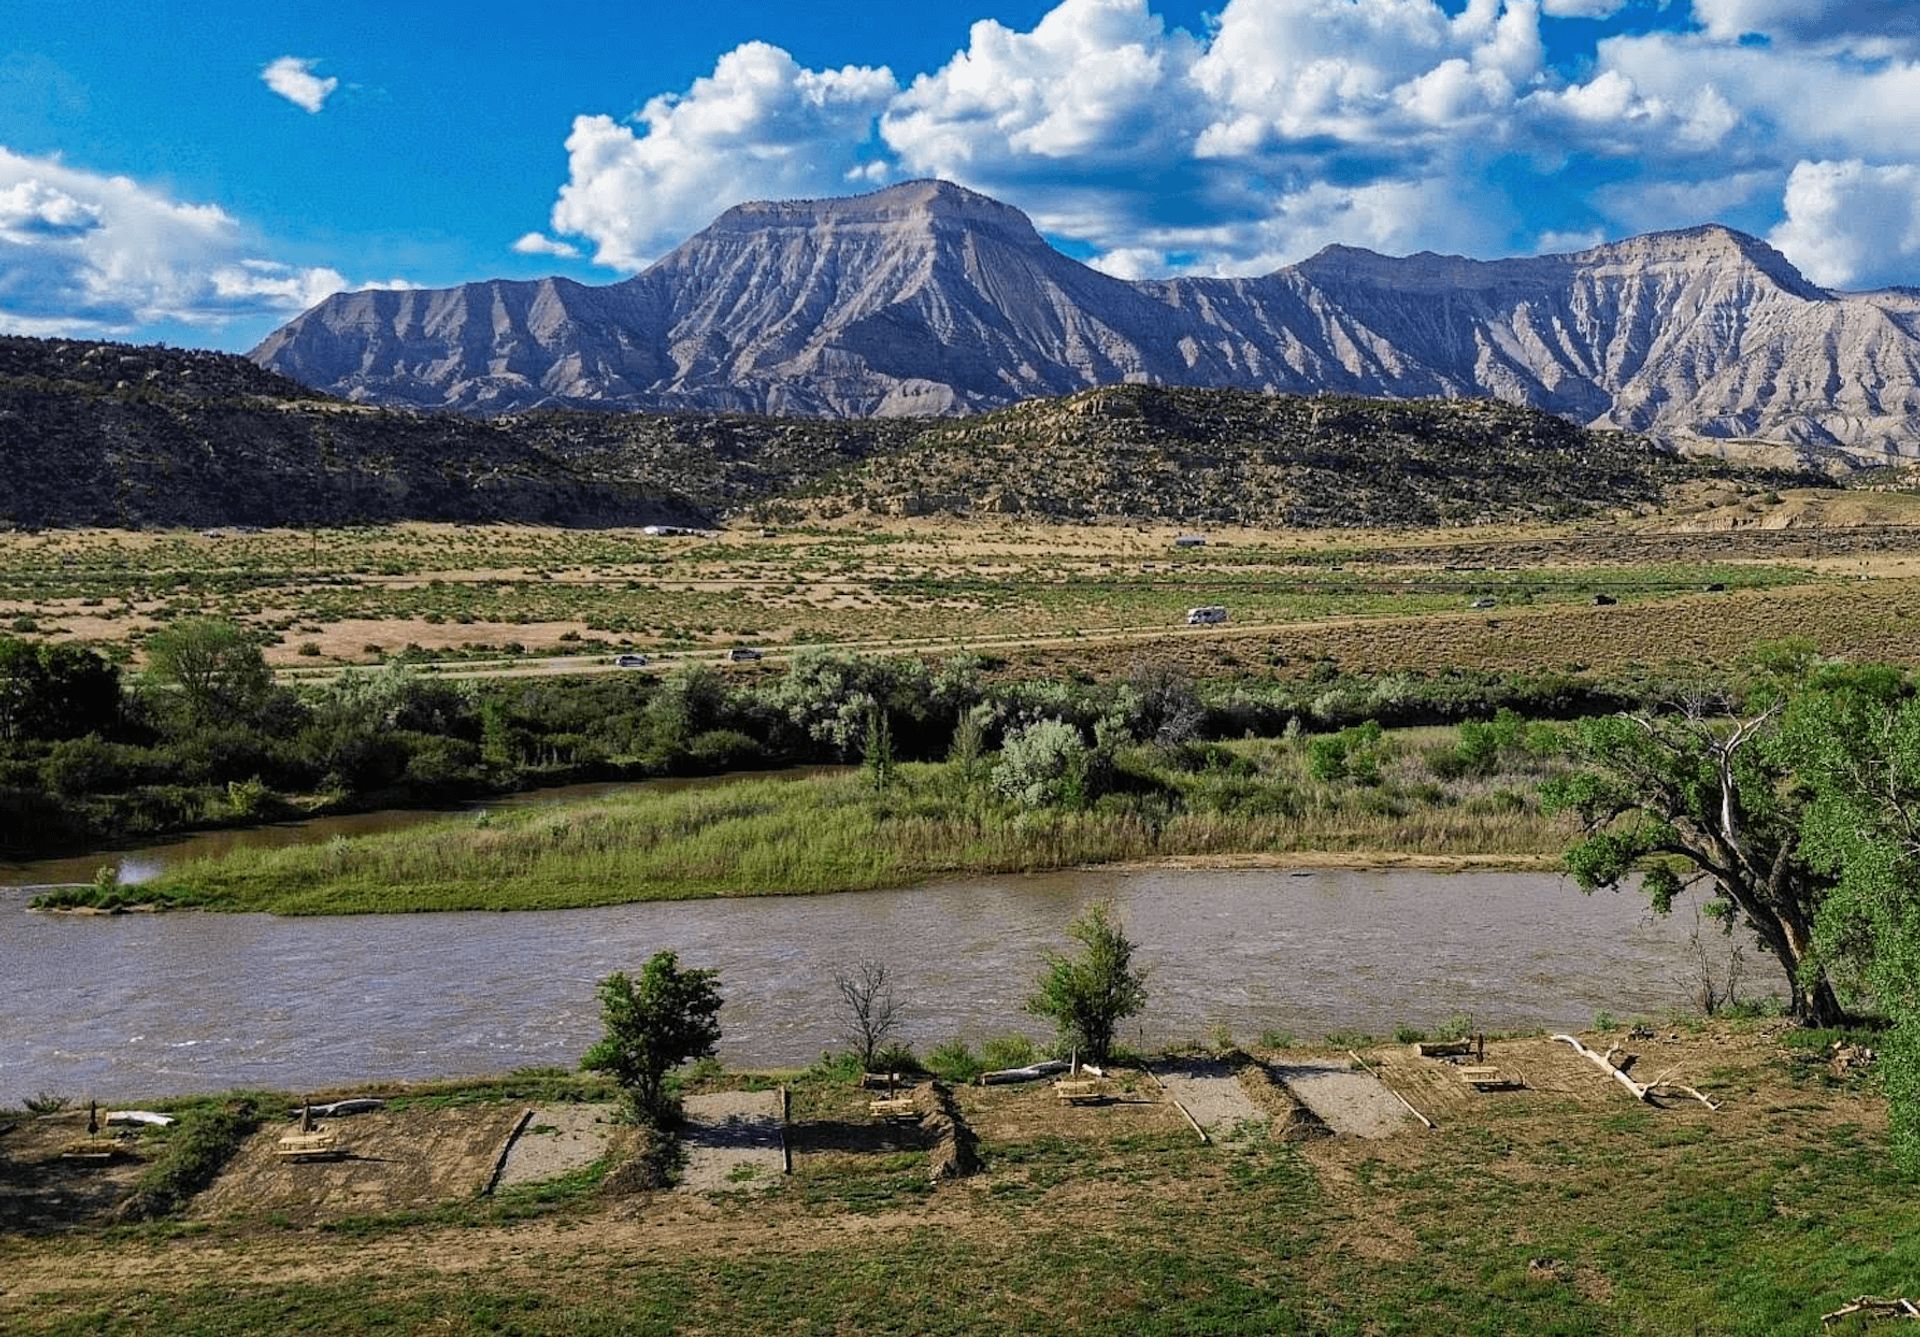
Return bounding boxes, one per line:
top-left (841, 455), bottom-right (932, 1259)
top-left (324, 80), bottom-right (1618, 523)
top-left (676, 1090), bottom-right (786, 1194)
top-left (1149, 1058), bottom-right (1268, 1135)
top-left (192, 1104), bottom-right (525, 1226)
top-left (492, 1103), bottom-right (620, 1191)
top-left (0, 1026), bottom-right (1906, 1335)
top-left (0, 1109), bottom-right (155, 1233)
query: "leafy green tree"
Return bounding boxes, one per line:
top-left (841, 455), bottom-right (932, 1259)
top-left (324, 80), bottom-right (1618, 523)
top-left (1776, 667), bottom-right (1920, 1165)
top-left (581, 953), bottom-right (724, 1123)
top-left (1027, 902), bottom-right (1148, 1065)
top-left (0, 637), bottom-right (119, 743)
top-left (861, 701), bottom-right (895, 793)
top-left (640, 665), bottom-right (730, 757)
top-left (1543, 700), bottom-right (1843, 1024)
top-left (947, 704), bottom-right (990, 794)
top-left (143, 619), bottom-right (272, 724)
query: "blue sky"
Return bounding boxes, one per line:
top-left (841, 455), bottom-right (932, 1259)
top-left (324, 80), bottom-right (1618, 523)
top-left (4, 0), bottom-right (1919, 349)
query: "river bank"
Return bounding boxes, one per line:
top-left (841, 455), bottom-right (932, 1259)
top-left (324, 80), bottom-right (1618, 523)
top-left (28, 728), bottom-right (1571, 916)
top-left (0, 1020), bottom-right (1897, 1337)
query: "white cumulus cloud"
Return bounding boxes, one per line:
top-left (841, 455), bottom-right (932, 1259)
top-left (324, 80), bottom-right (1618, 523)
top-left (549, 41), bottom-right (897, 270)
top-left (1692, 0), bottom-right (1920, 56)
top-left (0, 146), bottom-right (402, 337)
top-left (511, 231), bottom-right (580, 259)
top-left (261, 56), bottom-right (338, 114)
top-left (883, 0), bottom-right (1205, 171)
top-left (523, 0), bottom-right (1920, 284)
top-left (1769, 159), bottom-right (1920, 289)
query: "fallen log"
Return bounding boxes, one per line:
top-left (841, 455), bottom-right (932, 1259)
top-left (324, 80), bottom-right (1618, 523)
top-left (286, 1098), bottom-right (385, 1120)
top-left (1822, 1295), bottom-right (1920, 1327)
top-left (1551, 1035), bottom-right (1718, 1111)
top-left (979, 1059), bottom-right (1071, 1086)
top-left (104, 1110), bottom-right (175, 1128)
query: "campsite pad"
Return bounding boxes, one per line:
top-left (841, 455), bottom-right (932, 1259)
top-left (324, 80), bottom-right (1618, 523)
top-left (957, 1071), bottom-right (1185, 1145)
top-left (1270, 1061), bottom-right (1411, 1138)
top-left (1151, 1059), bottom-right (1267, 1135)
top-left (494, 1103), bottom-right (618, 1191)
top-left (0, 1112), bottom-right (153, 1232)
top-left (678, 1090), bottom-right (785, 1194)
top-left (194, 1104), bottom-right (525, 1225)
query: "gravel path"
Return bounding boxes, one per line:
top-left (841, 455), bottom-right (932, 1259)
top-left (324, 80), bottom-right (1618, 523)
top-left (494, 1104), bottom-right (617, 1190)
top-left (1151, 1059), bottom-right (1265, 1133)
top-left (678, 1090), bottom-right (785, 1194)
top-left (1271, 1061), bottom-right (1410, 1138)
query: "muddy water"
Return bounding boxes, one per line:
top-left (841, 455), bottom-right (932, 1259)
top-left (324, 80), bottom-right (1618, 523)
top-left (0, 867), bottom-right (1739, 1105)
top-left (0, 767), bottom-right (841, 889)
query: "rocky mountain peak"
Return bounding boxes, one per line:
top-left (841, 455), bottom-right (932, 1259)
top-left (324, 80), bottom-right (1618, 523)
top-left (699, 178), bottom-right (1042, 241)
top-left (252, 179), bottom-right (1920, 457)
top-left (1568, 224), bottom-right (1827, 298)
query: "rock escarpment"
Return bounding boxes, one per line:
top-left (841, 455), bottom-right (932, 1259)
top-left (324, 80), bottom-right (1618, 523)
top-left (256, 181), bottom-right (1920, 460)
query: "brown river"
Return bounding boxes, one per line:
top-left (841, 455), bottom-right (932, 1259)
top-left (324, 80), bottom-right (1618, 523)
top-left (2, 831), bottom-right (1739, 1104)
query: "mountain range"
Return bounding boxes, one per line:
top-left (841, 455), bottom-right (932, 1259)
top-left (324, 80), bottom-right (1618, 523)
top-left (253, 180), bottom-right (1920, 461)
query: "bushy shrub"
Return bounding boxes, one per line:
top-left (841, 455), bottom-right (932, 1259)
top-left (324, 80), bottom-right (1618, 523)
top-left (995, 719), bottom-right (1089, 807)
top-left (686, 729), bottom-right (764, 770)
top-left (925, 1040), bottom-right (982, 1083)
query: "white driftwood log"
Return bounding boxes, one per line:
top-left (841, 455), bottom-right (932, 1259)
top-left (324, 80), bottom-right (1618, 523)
top-left (1552, 1035), bottom-right (1719, 1111)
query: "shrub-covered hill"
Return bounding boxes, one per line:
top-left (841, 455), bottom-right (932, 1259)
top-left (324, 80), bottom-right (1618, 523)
top-left (0, 338), bottom-right (697, 529)
top-left (0, 335), bottom-right (1780, 530)
top-left (792, 385), bottom-right (1714, 528)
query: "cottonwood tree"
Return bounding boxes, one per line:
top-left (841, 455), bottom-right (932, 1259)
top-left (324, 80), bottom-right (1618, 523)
top-left (1776, 666), bottom-right (1920, 1166)
top-left (834, 959), bottom-right (901, 1070)
top-left (0, 638), bottom-right (119, 743)
top-left (1027, 902), bottom-right (1147, 1065)
top-left (142, 618), bottom-right (272, 725)
top-left (581, 952), bottom-right (724, 1124)
top-left (1544, 696), bottom-right (1843, 1025)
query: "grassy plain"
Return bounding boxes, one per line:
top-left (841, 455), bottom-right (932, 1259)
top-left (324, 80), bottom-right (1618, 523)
top-left (57, 726), bottom-right (1570, 914)
top-left (7, 484), bottom-right (1917, 677)
top-left (0, 1025), bottom-right (1905, 1336)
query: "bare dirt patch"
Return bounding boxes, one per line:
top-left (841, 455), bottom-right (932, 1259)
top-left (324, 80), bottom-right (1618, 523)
top-left (1269, 1060), bottom-right (1412, 1138)
top-left (0, 1112), bottom-right (153, 1232)
top-left (955, 1070), bottom-right (1184, 1144)
top-left (494, 1103), bottom-right (618, 1190)
top-left (1150, 1058), bottom-right (1266, 1134)
top-left (677, 1090), bottom-right (785, 1194)
top-left (193, 1104), bottom-right (524, 1225)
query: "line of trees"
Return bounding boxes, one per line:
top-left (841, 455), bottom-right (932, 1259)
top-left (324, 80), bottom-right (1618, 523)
top-left (0, 619), bottom-right (1672, 859)
top-left (584, 901), bottom-right (1149, 1127)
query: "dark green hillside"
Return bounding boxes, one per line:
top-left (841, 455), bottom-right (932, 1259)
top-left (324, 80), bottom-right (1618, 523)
top-left (0, 335), bottom-right (1789, 530)
top-left (806, 384), bottom-right (1716, 527)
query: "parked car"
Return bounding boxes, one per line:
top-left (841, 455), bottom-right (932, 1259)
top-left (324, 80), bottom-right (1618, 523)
top-left (728, 647), bottom-right (764, 662)
top-left (1185, 605), bottom-right (1228, 626)
top-left (1469, 598), bottom-right (1496, 610)
top-left (613, 653), bottom-right (650, 668)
